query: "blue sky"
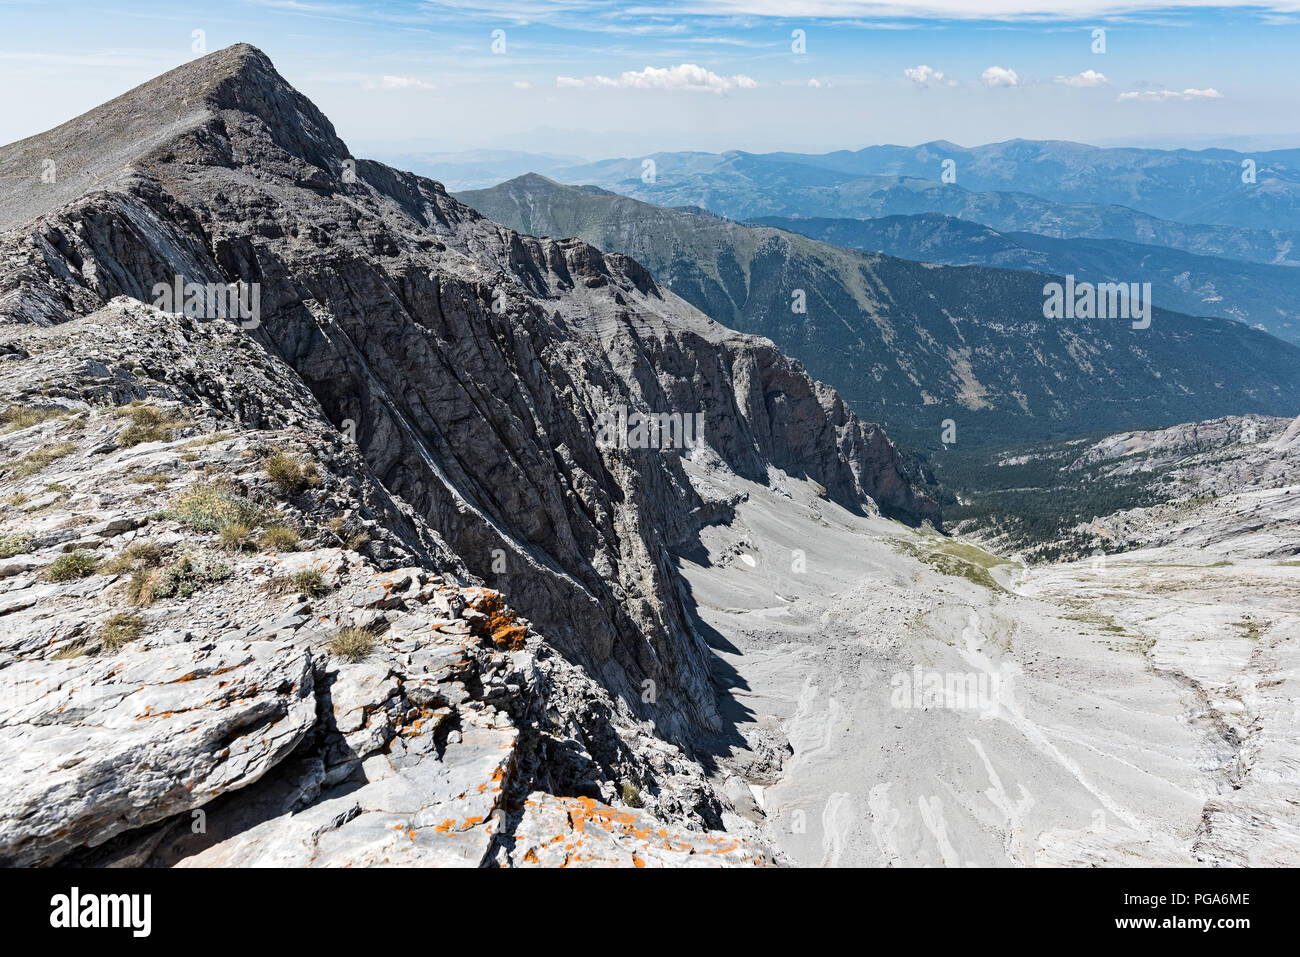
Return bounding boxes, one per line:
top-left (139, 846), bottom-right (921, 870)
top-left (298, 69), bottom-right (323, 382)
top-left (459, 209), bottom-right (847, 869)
top-left (2, 1), bottom-right (1298, 159)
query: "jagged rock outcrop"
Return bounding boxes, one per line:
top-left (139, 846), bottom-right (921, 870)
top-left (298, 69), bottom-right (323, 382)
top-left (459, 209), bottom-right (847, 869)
top-left (0, 44), bottom-right (932, 865)
top-left (0, 301), bottom-right (769, 866)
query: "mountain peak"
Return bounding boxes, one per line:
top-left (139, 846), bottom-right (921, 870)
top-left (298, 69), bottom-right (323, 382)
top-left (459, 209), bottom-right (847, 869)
top-left (0, 43), bottom-right (348, 229)
top-left (149, 41), bottom-right (276, 94)
top-left (506, 171), bottom-right (563, 189)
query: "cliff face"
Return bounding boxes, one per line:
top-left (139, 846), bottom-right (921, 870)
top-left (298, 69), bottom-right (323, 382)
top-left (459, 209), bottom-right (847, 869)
top-left (0, 44), bottom-right (934, 865)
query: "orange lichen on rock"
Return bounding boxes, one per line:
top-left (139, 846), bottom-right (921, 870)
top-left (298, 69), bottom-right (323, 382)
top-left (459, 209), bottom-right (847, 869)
top-left (563, 796), bottom-right (656, 842)
top-left (467, 590), bottom-right (527, 650)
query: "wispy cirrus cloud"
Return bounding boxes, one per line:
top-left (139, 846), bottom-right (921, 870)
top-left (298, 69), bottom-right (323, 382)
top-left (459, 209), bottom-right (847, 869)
top-left (556, 63), bottom-right (757, 93)
top-left (635, 1), bottom-right (1300, 20)
top-left (1117, 86), bottom-right (1223, 101)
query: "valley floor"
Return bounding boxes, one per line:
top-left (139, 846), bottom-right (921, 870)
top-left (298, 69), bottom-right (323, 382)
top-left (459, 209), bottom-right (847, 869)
top-left (679, 466), bottom-right (1300, 867)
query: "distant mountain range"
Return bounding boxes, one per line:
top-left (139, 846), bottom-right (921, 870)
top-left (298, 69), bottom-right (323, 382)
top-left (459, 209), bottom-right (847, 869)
top-left (751, 212), bottom-right (1300, 344)
top-left (536, 153), bottom-right (1300, 268)
top-left (408, 140), bottom-right (1300, 226)
top-left (409, 140), bottom-right (1300, 267)
top-left (459, 174), bottom-right (1300, 449)
top-left (747, 140), bottom-right (1300, 229)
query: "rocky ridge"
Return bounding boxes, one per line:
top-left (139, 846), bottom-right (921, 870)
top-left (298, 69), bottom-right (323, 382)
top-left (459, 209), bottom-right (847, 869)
top-left (0, 44), bottom-right (933, 865)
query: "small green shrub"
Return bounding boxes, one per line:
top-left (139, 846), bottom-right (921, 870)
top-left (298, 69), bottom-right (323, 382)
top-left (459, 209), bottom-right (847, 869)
top-left (621, 782), bottom-right (645, 808)
top-left (47, 551), bottom-right (98, 581)
top-left (153, 555), bottom-right (231, 599)
top-left (0, 532), bottom-right (34, 559)
top-left (165, 483), bottom-right (262, 532)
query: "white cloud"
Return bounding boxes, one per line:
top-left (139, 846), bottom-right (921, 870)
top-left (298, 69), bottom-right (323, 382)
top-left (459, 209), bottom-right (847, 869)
top-left (512, 80), bottom-right (532, 89)
top-left (1117, 87), bottom-right (1224, 101)
top-left (808, 77), bottom-right (823, 88)
top-left (555, 63), bottom-right (758, 93)
top-left (981, 65), bottom-right (1019, 87)
top-left (365, 75), bottom-right (435, 91)
top-left (904, 64), bottom-right (955, 87)
top-left (1055, 69), bottom-right (1108, 87)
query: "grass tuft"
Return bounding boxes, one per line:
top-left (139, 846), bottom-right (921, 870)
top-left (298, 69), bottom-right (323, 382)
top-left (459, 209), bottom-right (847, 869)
top-left (116, 404), bottom-right (188, 447)
top-left (0, 405), bottom-right (69, 432)
top-left (292, 568), bottom-right (331, 597)
top-left (126, 569), bottom-right (159, 607)
top-left (217, 521), bottom-right (255, 552)
top-left (180, 431), bottom-right (231, 449)
top-left (99, 612), bottom-right (145, 651)
top-left (4, 441), bottom-right (77, 478)
top-left (98, 540), bottom-right (165, 576)
top-left (327, 625), bottom-right (375, 662)
top-left (259, 523), bottom-right (300, 552)
top-left (47, 551), bottom-right (98, 581)
top-left (264, 451), bottom-right (321, 496)
top-left (326, 516), bottom-right (370, 552)
top-left (52, 641), bottom-right (92, 660)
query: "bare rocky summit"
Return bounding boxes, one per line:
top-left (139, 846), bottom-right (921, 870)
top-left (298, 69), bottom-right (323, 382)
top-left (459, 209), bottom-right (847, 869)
top-left (0, 44), bottom-right (933, 865)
